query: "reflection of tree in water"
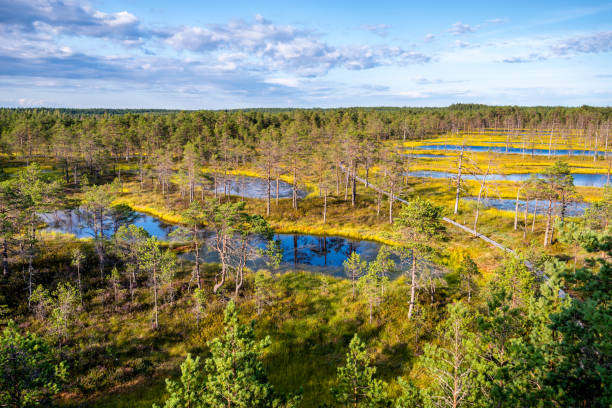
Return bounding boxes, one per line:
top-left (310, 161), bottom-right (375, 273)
top-left (41, 208), bottom-right (174, 239)
top-left (283, 235), bottom-right (361, 266)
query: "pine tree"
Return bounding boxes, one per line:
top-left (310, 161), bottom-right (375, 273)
top-left (394, 378), bottom-right (423, 408)
top-left (359, 259), bottom-right (389, 325)
top-left (203, 301), bottom-right (300, 407)
top-left (156, 301), bottom-right (299, 408)
top-left (344, 252), bottom-right (366, 298)
top-left (0, 321), bottom-right (67, 407)
top-left (139, 237), bottom-right (176, 330)
top-left (332, 334), bottom-right (389, 407)
top-left (420, 303), bottom-right (476, 408)
top-left (546, 236), bottom-right (612, 407)
top-left (457, 255), bottom-right (480, 302)
top-left (154, 354), bottom-right (207, 408)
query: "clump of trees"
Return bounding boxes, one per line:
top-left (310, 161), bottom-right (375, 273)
top-left (155, 301), bottom-right (301, 408)
top-left (0, 322), bottom-right (67, 407)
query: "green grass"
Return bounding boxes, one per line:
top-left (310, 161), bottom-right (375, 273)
top-left (48, 267), bottom-right (433, 408)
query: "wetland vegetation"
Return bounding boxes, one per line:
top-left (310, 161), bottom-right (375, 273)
top-left (0, 105), bottom-right (611, 407)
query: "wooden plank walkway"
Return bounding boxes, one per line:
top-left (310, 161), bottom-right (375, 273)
top-left (341, 165), bottom-right (565, 297)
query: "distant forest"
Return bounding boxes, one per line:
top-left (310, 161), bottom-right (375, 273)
top-left (1, 105), bottom-right (611, 160)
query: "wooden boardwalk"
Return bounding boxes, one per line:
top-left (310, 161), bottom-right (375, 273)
top-left (341, 166), bottom-right (565, 297)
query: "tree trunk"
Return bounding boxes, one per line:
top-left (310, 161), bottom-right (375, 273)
top-left (323, 191), bottom-right (327, 223)
top-left (194, 235), bottom-right (201, 289)
top-left (2, 240), bottom-right (8, 277)
top-left (276, 175), bottom-right (280, 205)
top-left (344, 168), bottom-right (349, 201)
top-left (266, 167), bottom-right (271, 217)
top-left (531, 198), bottom-right (538, 232)
top-left (388, 188), bottom-right (394, 224)
top-left (351, 164), bottom-right (356, 207)
top-left (408, 252), bottom-right (416, 319)
top-left (543, 199), bottom-right (553, 246)
top-left (153, 266), bottom-right (159, 329)
top-left (523, 200), bottom-right (529, 239)
top-left (454, 149), bottom-right (464, 215)
top-left (292, 166), bottom-right (298, 210)
top-left (513, 188), bottom-right (521, 230)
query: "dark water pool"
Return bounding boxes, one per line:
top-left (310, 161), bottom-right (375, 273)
top-left (206, 175), bottom-right (308, 199)
top-left (189, 234), bottom-right (394, 277)
top-left (408, 170), bottom-right (608, 187)
top-left (463, 197), bottom-right (589, 216)
top-left (41, 209), bottom-right (396, 277)
top-left (39, 209), bottom-right (176, 240)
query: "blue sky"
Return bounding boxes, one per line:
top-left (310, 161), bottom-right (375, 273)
top-left (1, 0), bottom-right (611, 108)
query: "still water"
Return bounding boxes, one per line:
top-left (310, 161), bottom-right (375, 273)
top-left (413, 144), bottom-right (604, 156)
top-left (39, 209), bottom-right (176, 239)
top-left (41, 209), bottom-right (389, 276)
top-left (206, 175), bottom-right (308, 199)
top-left (408, 170), bottom-right (608, 187)
top-left (462, 197), bottom-right (589, 217)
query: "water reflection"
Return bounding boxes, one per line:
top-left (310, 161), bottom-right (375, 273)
top-left (408, 170), bottom-right (609, 187)
top-left (39, 209), bottom-right (176, 240)
top-left (463, 197), bottom-right (589, 217)
top-left (412, 144), bottom-right (605, 156)
top-left (206, 175), bottom-right (308, 199)
top-left (41, 209), bottom-right (391, 277)
top-left (194, 234), bottom-right (388, 277)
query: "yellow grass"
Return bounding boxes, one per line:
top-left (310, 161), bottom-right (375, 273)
top-left (271, 221), bottom-right (402, 247)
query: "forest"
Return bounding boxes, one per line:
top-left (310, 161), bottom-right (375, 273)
top-left (0, 105), bottom-right (611, 408)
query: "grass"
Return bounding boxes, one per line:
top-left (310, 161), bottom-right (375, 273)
top-left (402, 129), bottom-right (607, 151)
top-left (95, 161), bottom-right (592, 276)
top-left (2, 152), bottom-right (597, 407)
top-left (49, 267), bottom-right (433, 408)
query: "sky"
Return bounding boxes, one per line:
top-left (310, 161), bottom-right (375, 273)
top-left (0, 0), bottom-right (611, 109)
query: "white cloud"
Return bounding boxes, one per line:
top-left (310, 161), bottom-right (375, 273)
top-left (501, 31), bottom-right (612, 63)
top-left (0, 0), bottom-right (148, 42)
top-left (264, 77), bottom-right (301, 87)
top-left (361, 23), bottom-right (390, 37)
top-left (552, 31), bottom-right (612, 55)
top-left (166, 16), bottom-right (430, 75)
top-left (449, 22), bottom-right (476, 35)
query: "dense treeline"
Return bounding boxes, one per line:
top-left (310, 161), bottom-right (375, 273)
top-left (2, 106), bottom-right (611, 157)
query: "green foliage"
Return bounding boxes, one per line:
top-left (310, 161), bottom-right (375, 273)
top-left (156, 300), bottom-right (300, 408)
top-left (30, 282), bottom-right (80, 344)
top-left (545, 238), bottom-right (612, 407)
top-left (260, 240), bottom-right (283, 271)
top-left (154, 354), bottom-right (206, 408)
top-left (138, 237), bottom-right (176, 329)
top-left (394, 379), bottom-right (423, 408)
top-left (192, 288), bottom-right (206, 327)
top-left (358, 250), bottom-right (392, 324)
top-left (419, 303), bottom-right (476, 408)
top-left (395, 198), bottom-right (445, 243)
top-left (344, 252), bottom-right (366, 297)
top-left (456, 255), bottom-right (479, 302)
top-left (583, 186), bottom-right (612, 232)
top-left (472, 289), bottom-right (529, 406)
top-left (332, 334), bottom-right (389, 407)
top-left (0, 321), bottom-right (67, 407)
top-left (489, 255), bottom-right (535, 308)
